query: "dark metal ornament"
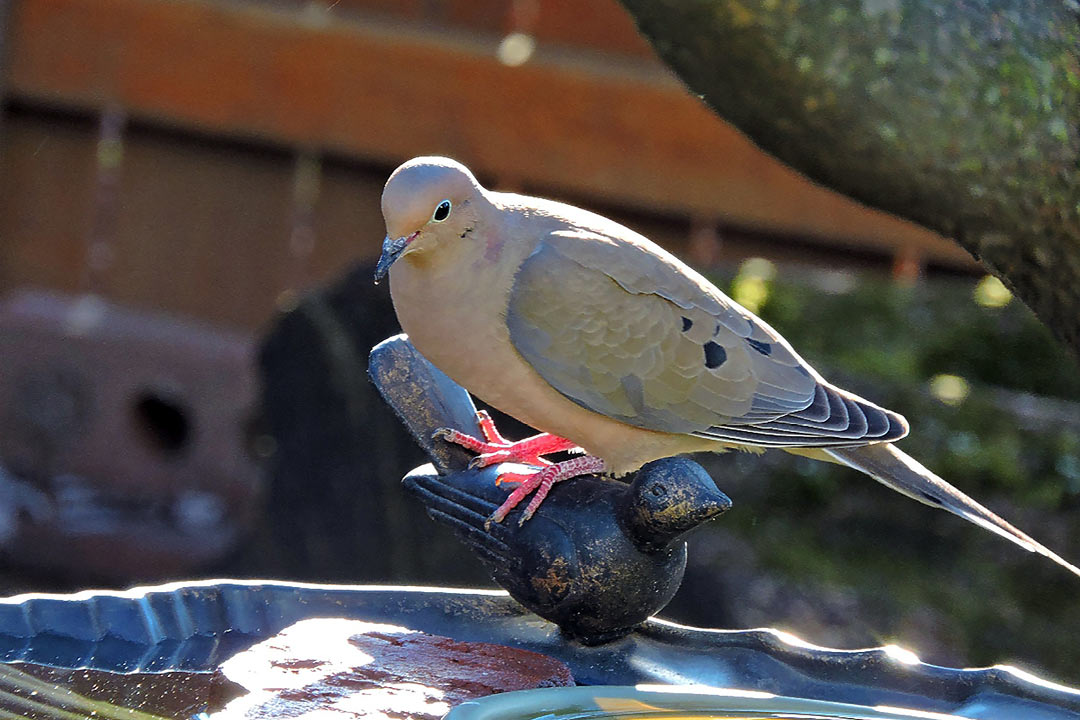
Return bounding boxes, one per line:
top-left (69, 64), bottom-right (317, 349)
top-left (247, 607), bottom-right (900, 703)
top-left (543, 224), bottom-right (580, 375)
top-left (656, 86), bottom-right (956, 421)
top-left (368, 334), bottom-right (731, 644)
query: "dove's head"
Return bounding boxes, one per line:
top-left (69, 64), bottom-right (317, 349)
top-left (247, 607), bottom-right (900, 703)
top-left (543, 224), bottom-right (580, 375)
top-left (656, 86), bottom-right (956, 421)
top-left (376, 156), bottom-right (485, 283)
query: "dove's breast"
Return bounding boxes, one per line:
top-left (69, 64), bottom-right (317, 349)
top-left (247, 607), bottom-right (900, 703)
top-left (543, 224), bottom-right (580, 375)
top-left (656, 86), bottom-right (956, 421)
top-left (387, 250), bottom-right (718, 474)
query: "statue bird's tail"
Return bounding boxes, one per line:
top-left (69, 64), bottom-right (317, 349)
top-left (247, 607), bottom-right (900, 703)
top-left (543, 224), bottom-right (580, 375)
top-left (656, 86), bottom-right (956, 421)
top-left (824, 443), bottom-right (1080, 579)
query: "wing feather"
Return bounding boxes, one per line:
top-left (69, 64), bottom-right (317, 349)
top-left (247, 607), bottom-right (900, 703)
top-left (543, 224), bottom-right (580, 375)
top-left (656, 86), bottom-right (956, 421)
top-left (507, 229), bottom-right (908, 447)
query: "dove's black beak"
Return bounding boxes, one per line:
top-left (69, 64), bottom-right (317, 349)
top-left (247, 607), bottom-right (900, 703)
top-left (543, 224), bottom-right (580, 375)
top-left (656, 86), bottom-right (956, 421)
top-left (374, 233), bottom-right (414, 284)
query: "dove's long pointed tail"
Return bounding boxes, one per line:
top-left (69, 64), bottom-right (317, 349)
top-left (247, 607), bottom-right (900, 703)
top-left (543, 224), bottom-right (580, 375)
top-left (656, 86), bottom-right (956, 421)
top-left (825, 443), bottom-right (1080, 579)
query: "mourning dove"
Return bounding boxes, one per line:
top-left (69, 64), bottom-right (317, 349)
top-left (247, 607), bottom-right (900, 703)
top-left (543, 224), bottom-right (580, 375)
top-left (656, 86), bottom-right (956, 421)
top-left (375, 156), bottom-right (1079, 578)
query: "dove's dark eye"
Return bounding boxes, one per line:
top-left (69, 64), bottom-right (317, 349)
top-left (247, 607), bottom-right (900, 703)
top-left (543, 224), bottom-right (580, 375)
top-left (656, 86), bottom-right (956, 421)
top-left (432, 199), bottom-right (452, 223)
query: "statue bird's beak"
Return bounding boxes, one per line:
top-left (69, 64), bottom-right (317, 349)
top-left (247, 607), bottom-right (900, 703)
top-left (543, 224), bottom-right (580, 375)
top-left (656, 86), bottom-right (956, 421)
top-left (374, 232), bottom-right (415, 284)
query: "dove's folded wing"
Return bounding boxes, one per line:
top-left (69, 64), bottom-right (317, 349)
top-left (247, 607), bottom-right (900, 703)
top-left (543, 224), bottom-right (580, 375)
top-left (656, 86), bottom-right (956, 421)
top-left (507, 229), bottom-right (908, 448)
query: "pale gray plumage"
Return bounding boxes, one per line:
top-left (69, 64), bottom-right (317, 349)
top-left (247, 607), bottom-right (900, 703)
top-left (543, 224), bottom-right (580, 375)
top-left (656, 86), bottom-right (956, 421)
top-left (507, 229), bottom-right (906, 447)
top-left (377, 155), bottom-right (1080, 578)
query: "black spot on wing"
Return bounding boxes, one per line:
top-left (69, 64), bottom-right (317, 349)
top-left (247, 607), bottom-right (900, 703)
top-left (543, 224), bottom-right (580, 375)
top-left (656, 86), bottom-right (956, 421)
top-left (746, 338), bottom-right (772, 356)
top-left (703, 341), bottom-right (727, 369)
top-left (682, 316), bottom-right (693, 332)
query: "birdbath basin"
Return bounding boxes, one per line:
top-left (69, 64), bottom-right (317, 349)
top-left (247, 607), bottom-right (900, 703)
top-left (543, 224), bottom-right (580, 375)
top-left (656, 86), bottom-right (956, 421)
top-left (1, 581), bottom-right (1080, 717)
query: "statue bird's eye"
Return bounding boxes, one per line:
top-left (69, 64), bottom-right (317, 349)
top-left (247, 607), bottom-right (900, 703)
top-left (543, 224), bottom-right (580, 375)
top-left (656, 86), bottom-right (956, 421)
top-left (432, 200), bottom-right (452, 223)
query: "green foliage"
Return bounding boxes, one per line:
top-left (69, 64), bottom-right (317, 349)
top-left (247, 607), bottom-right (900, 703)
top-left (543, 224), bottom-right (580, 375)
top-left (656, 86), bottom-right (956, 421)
top-left (759, 272), bottom-right (1080, 399)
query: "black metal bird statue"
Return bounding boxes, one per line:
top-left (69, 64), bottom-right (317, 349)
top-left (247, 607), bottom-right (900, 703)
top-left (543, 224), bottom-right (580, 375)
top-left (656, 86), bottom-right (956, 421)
top-left (369, 334), bottom-right (731, 643)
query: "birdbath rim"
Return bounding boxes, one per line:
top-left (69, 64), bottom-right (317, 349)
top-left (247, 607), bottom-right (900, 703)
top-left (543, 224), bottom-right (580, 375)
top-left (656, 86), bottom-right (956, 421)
top-left (0, 580), bottom-right (1078, 718)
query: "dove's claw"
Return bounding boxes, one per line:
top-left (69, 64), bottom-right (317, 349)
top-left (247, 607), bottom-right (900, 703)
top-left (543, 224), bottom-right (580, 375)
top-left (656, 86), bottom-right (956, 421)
top-left (469, 453), bottom-right (502, 469)
top-left (433, 426), bottom-right (488, 453)
top-left (431, 413), bottom-right (600, 525)
top-left (475, 410), bottom-right (510, 445)
top-left (487, 455), bottom-right (607, 526)
top-left (467, 450), bottom-right (508, 469)
top-left (432, 415), bottom-right (580, 468)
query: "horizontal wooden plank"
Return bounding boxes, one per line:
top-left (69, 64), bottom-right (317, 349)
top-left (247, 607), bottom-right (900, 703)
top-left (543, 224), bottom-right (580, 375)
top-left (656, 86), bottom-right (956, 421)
top-left (258, 0), bottom-right (658, 58)
top-left (5, 0), bottom-right (975, 268)
top-left (0, 110), bottom-right (98, 294)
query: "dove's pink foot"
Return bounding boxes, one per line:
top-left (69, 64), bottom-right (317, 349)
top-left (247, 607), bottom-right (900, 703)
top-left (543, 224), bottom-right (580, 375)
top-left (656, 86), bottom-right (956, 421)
top-left (433, 411), bottom-right (604, 526)
top-left (489, 454), bottom-right (608, 527)
top-left (434, 410), bottom-right (579, 469)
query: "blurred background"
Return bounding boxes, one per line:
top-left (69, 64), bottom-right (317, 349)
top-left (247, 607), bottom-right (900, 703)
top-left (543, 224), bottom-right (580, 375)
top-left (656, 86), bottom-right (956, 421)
top-left (1, 0), bottom-right (1078, 684)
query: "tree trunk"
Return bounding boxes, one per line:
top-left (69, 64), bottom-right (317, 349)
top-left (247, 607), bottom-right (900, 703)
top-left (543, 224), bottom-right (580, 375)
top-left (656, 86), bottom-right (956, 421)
top-left (619, 0), bottom-right (1080, 359)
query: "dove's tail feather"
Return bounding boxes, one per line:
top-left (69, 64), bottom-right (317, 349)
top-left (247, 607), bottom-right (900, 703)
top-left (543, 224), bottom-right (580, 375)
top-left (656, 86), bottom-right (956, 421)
top-left (824, 442), bottom-right (1080, 579)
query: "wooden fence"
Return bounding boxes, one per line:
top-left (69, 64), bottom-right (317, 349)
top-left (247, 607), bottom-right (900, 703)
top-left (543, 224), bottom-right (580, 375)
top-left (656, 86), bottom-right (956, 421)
top-left (0, 0), bottom-right (975, 330)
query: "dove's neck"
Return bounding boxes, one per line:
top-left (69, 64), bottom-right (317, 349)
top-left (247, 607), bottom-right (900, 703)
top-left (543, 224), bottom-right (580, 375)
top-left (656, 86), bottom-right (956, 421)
top-left (387, 201), bottom-right (542, 398)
